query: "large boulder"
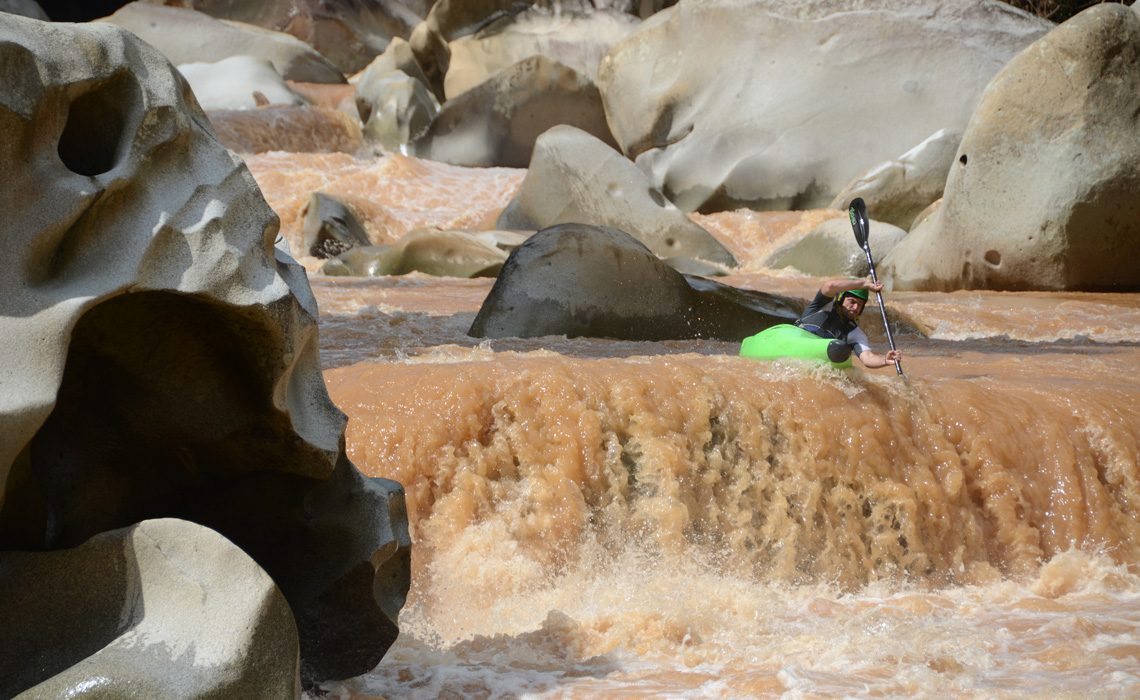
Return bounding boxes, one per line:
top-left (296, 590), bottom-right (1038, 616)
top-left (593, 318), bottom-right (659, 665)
top-left (153, 0), bottom-right (423, 74)
top-left (497, 125), bottom-right (736, 265)
top-left (766, 216), bottom-right (907, 277)
top-left (0, 14), bottom-right (409, 690)
top-left (827, 128), bottom-right (962, 231)
top-left (416, 55), bottom-right (616, 168)
top-left (178, 55), bottom-right (305, 110)
top-left (0, 519), bottom-right (300, 698)
top-left (100, 2), bottom-right (345, 83)
top-left (469, 223), bottom-right (798, 340)
top-left (444, 7), bottom-right (639, 99)
top-left (882, 4), bottom-right (1140, 291)
top-left (597, 0), bottom-right (1051, 212)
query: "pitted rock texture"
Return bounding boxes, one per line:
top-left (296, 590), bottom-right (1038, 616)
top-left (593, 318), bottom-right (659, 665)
top-left (0, 13), bottom-right (409, 691)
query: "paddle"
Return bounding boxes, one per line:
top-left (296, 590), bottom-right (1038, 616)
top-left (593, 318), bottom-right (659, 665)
top-left (848, 198), bottom-right (904, 376)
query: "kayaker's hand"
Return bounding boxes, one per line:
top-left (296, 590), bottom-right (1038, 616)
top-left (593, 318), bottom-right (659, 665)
top-left (886, 349), bottom-right (902, 363)
top-left (865, 278), bottom-right (884, 293)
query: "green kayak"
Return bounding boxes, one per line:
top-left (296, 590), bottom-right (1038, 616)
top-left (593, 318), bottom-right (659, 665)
top-left (739, 324), bottom-right (852, 367)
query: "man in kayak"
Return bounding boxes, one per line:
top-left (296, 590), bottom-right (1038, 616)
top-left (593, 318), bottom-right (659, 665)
top-left (795, 278), bottom-right (903, 369)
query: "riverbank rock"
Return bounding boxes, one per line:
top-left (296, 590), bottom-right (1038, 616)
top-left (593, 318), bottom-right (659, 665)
top-left (882, 4), bottom-right (1140, 291)
top-left (827, 128), bottom-right (962, 231)
top-left (597, 0), bottom-right (1051, 212)
top-left (766, 217), bottom-right (907, 277)
top-left (444, 7), bottom-right (639, 99)
top-left (179, 55), bottom-right (305, 110)
top-left (0, 14), bottom-right (409, 690)
top-left (469, 223), bottom-right (798, 340)
top-left (0, 519), bottom-right (300, 698)
top-left (416, 55), bottom-right (615, 168)
top-left (322, 229), bottom-right (513, 277)
top-left (497, 125), bottom-right (735, 266)
top-left (159, 0), bottom-right (422, 74)
top-left (100, 2), bottom-right (345, 84)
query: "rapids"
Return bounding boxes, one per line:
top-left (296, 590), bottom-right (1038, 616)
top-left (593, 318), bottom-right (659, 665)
top-left (310, 271), bottom-right (1140, 698)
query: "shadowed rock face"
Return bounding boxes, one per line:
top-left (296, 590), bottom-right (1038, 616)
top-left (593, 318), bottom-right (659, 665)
top-left (0, 13), bottom-right (409, 691)
top-left (469, 223), bottom-right (798, 340)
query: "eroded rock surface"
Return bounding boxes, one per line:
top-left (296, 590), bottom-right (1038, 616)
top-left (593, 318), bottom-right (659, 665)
top-left (0, 14), bottom-right (409, 691)
top-left (883, 4), bottom-right (1140, 291)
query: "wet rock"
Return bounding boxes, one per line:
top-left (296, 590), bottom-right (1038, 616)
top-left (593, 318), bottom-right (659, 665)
top-left (469, 223), bottom-right (798, 340)
top-left (0, 519), bottom-right (300, 698)
top-left (322, 228), bottom-right (511, 277)
top-left (358, 69), bottom-right (440, 153)
top-left (303, 192), bottom-right (373, 258)
top-left (497, 125), bottom-right (735, 265)
top-left (597, 0), bottom-right (1051, 212)
top-left (416, 55), bottom-right (615, 168)
top-left (100, 2), bottom-right (345, 84)
top-left (883, 4), bottom-right (1140, 291)
top-left (828, 129), bottom-right (962, 231)
top-left (0, 14), bottom-right (409, 690)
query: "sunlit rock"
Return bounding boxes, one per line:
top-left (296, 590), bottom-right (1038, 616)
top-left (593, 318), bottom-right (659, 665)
top-left (245, 152), bottom-right (525, 256)
top-left (0, 14), bottom-right (409, 690)
top-left (469, 223), bottom-right (797, 340)
top-left (100, 2), bottom-right (345, 83)
top-left (766, 216), bottom-right (906, 277)
top-left (497, 125), bottom-right (735, 265)
top-left (358, 69), bottom-right (440, 153)
top-left (597, 0), bottom-right (1051, 212)
top-left (883, 4), bottom-right (1140, 291)
top-left (322, 228), bottom-right (512, 277)
top-left (417, 55), bottom-right (615, 168)
top-left (157, 0), bottom-right (422, 74)
top-left (207, 105), bottom-right (364, 154)
top-left (444, 7), bottom-right (639, 99)
top-left (0, 519), bottom-right (300, 698)
top-left (303, 191), bottom-right (373, 258)
top-left (179, 55), bottom-right (305, 110)
top-left (0, 0), bottom-right (46, 19)
top-left (828, 129), bottom-right (962, 231)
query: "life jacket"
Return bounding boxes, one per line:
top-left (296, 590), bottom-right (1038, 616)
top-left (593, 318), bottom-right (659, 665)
top-left (794, 302), bottom-right (858, 343)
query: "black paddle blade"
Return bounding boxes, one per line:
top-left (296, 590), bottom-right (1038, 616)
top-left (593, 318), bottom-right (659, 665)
top-left (848, 197), bottom-right (869, 249)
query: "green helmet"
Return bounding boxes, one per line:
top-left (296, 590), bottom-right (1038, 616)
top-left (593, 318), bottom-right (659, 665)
top-left (839, 288), bottom-right (869, 302)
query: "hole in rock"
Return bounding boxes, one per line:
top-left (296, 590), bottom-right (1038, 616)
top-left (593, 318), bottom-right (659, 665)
top-left (57, 72), bottom-right (137, 177)
top-left (984, 250), bottom-right (1002, 266)
top-left (959, 154), bottom-right (968, 166)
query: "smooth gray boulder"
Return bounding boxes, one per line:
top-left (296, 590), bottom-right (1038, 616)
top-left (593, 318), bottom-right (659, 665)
top-left (416, 55), bottom-right (617, 168)
top-left (0, 14), bottom-right (408, 690)
top-left (0, 0), bottom-right (46, 19)
top-left (497, 125), bottom-right (736, 265)
top-left (100, 2), bottom-right (346, 83)
top-left (882, 4), bottom-right (1140, 291)
top-left (444, 7), bottom-right (639, 99)
top-left (469, 223), bottom-right (798, 340)
top-left (766, 216), bottom-right (907, 277)
top-left (160, 0), bottom-right (422, 74)
top-left (303, 191), bottom-right (373, 258)
top-left (1, 519), bottom-right (300, 699)
top-left (359, 69), bottom-right (440, 153)
top-left (322, 229), bottom-right (512, 277)
top-left (597, 0), bottom-right (1051, 212)
top-left (828, 128), bottom-right (962, 231)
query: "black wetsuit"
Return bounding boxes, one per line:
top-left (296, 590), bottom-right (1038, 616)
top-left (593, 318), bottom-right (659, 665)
top-left (795, 291), bottom-right (871, 361)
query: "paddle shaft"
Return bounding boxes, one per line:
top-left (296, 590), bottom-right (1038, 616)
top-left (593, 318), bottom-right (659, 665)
top-left (859, 246), bottom-right (903, 376)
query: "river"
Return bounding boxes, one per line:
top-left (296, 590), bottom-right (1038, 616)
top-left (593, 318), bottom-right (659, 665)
top-left (304, 269), bottom-right (1140, 698)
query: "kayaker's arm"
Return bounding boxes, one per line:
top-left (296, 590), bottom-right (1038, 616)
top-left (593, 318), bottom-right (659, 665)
top-left (855, 348), bottom-right (903, 369)
top-left (820, 277), bottom-right (882, 298)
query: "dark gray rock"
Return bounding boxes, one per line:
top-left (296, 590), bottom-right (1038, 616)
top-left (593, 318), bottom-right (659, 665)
top-left (469, 223), bottom-right (798, 340)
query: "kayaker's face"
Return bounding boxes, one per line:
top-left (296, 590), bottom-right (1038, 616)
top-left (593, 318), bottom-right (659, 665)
top-left (838, 295), bottom-right (865, 321)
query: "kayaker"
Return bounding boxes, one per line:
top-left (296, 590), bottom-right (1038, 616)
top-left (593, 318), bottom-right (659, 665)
top-left (795, 278), bottom-right (903, 369)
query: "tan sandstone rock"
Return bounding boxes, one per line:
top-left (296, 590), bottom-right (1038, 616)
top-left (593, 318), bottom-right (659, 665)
top-left (882, 4), bottom-right (1140, 291)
